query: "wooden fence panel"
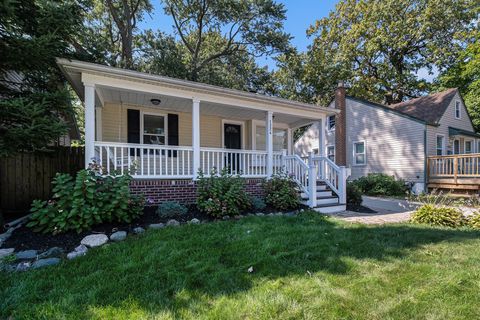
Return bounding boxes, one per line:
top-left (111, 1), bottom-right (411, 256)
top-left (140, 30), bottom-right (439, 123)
top-left (0, 147), bottom-right (84, 218)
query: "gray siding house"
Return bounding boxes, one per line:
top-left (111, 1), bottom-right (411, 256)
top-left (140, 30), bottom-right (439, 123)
top-left (295, 85), bottom-right (480, 193)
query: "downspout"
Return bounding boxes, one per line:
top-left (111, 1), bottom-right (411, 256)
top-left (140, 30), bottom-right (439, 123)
top-left (423, 127), bottom-right (428, 194)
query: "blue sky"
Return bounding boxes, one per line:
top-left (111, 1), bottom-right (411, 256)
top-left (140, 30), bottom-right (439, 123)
top-left (139, 0), bottom-right (339, 70)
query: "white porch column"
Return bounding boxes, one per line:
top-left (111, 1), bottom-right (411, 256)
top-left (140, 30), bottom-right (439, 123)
top-left (95, 106), bottom-right (102, 141)
top-left (319, 117), bottom-right (326, 157)
top-left (192, 98), bottom-right (201, 179)
top-left (266, 111), bottom-right (273, 177)
top-left (84, 84), bottom-right (95, 167)
top-left (287, 128), bottom-right (293, 155)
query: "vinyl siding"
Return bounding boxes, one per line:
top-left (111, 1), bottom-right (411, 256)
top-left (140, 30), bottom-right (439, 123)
top-left (101, 102), bottom-right (257, 149)
top-left (426, 92), bottom-right (475, 155)
top-left (295, 98), bottom-right (426, 183)
top-left (345, 99), bottom-right (426, 182)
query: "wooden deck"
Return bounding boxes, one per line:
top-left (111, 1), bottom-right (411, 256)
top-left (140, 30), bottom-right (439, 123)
top-left (427, 154), bottom-right (480, 192)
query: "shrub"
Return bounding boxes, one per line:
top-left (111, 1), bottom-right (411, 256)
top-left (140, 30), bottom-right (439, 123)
top-left (263, 173), bottom-right (299, 211)
top-left (352, 173), bottom-right (407, 197)
top-left (250, 196), bottom-right (266, 212)
top-left (196, 168), bottom-right (251, 218)
top-left (346, 182), bottom-right (363, 209)
top-left (410, 204), bottom-right (465, 228)
top-left (157, 201), bottom-right (188, 218)
top-left (467, 212), bottom-right (480, 230)
top-left (27, 163), bottom-right (144, 234)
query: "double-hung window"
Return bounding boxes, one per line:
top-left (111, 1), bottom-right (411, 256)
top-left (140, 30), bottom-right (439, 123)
top-left (255, 125), bottom-right (287, 151)
top-left (436, 135), bottom-right (445, 155)
top-left (455, 101), bottom-right (461, 119)
top-left (327, 115), bottom-right (336, 131)
top-left (465, 140), bottom-right (473, 154)
top-left (142, 113), bottom-right (167, 145)
top-left (353, 141), bottom-right (366, 165)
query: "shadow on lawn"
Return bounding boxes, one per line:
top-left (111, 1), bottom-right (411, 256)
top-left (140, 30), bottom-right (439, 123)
top-left (2, 213), bottom-right (480, 318)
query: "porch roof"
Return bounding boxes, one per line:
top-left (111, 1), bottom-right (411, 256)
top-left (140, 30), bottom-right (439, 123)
top-left (448, 127), bottom-right (480, 139)
top-left (56, 59), bottom-right (337, 122)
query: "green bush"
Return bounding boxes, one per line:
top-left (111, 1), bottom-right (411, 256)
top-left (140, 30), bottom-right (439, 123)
top-left (410, 204), bottom-right (465, 228)
top-left (157, 201), bottom-right (188, 218)
top-left (263, 173), bottom-right (299, 211)
top-left (27, 164), bottom-right (144, 234)
top-left (346, 182), bottom-right (363, 208)
top-left (352, 173), bottom-right (407, 197)
top-left (467, 212), bottom-right (480, 230)
top-left (250, 196), bottom-right (266, 212)
top-left (196, 168), bottom-right (251, 218)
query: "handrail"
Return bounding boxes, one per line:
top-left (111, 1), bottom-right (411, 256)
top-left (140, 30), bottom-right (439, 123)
top-left (284, 154), bottom-right (310, 196)
top-left (95, 141), bottom-right (193, 150)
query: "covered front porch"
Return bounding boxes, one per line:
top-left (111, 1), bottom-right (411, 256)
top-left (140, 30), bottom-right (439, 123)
top-left (58, 59), bottom-right (348, 210)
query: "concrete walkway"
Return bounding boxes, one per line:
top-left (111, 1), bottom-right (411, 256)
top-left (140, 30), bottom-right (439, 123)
top-left (326, 196), bottom-right (420, 224)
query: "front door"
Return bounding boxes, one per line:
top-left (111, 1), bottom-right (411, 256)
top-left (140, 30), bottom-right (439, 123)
top-left (224, 123), bottom-right (241, 173)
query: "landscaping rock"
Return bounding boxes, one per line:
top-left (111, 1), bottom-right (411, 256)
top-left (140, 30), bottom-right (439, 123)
top-left (234, 215), bottom-right (243, 220)
top-left (16, 262), bottom-right (31, 272)
top-left (222, 216), bottom-right (230, 220)
top-left (110, 231), bottom-right (127, 242)
top-left (0, 248), bottom-right (14, 260)
top-left (166, 219), bottom-right (180, 227)
top-left (274, 212), bottom-right (283, 216)
top-left (32, 258), bottom-right (60, 269)
top-left (189, 218), bottom-right (200, 224)
top-left (81, 234), bottom-right (109, 248)
top-left (133, 227), bottom-right (145, 234)
top-left (15, 250), bottom-right (38, 260)
top-left (38, 247), bottom-right (64, 259)
top-left (67, 251), bottom-right (86, 260)
top-left (256, 213), bottom-right (265, 216)
top-left (74, 244), bottom-right (88, 254)
top-left (149, 223), bottom-right (165, 229)
top-left (285, 211), bottom-right (296, 217)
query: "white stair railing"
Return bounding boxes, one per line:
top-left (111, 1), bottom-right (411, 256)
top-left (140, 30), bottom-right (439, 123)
top-left (284, 154), bottom-right (310, 195)
top-left (311, 156), bottom-right (350, 204)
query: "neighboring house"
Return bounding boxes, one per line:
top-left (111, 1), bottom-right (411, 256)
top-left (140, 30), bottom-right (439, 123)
top-left (57, 59), bottom-right (349, 212)
top-left (296, 83), bottom-right (480, 193)
top-left (0, 71), bottom-right (80, 146)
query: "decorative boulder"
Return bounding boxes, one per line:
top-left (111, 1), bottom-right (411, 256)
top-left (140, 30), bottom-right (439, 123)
top-left (148, 223), bottom-right (165, 229)
top-left (110, 231), bottom-right (127, 242)
top-left (133, 227), bottom-right (145, 234)
top-left (15, 250), bottom-right (38, 260)
top-left (80, 234), bottom-right (109, 248)
top-left (166, 219), bottom-right (180, 227)
top-left (16, 262), bottom-right (31, 272)
top-left (38, 247), bottom-right (64, 259)
top-left (32, 258), bottom-right (60, 269)
top-left (189, 218), bottom-right (200, 224)
top-left (0, 248), bottom-right (14, 260)
top-left (67, 245), bottom-right (88, 260)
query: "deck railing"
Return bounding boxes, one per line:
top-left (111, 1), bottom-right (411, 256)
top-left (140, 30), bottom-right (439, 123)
top-left (427, 153), bottom-right (480, 184)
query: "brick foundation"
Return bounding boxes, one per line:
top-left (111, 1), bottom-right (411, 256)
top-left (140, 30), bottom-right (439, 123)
top-left (130, 178), bottom-right (265, 205)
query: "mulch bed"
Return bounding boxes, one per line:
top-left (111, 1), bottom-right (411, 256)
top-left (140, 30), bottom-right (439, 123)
top-left (2, 205), bottom-right (286, 253)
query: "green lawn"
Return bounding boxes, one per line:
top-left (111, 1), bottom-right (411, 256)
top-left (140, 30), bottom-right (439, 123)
top-left (1, 212), bottom-right (480, 319)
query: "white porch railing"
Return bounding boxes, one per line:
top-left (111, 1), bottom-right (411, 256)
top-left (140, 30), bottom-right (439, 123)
top-left (94, 142), bottom-right (349, 207)
top-left (94, 142), bottom-right (282, 179)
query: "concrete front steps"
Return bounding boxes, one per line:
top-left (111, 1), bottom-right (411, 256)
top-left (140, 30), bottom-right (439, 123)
top-left (299, 181), bottom-right (346, 214)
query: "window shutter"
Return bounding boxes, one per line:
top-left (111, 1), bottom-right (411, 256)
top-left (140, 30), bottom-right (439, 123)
top-left (127, 109), bottom-right (140, 143)
top-left (168, 114), bottom-right (179, 157)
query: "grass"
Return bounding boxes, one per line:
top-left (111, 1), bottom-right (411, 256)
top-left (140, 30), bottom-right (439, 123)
top-left (1, 212), bottom-right (480, 319)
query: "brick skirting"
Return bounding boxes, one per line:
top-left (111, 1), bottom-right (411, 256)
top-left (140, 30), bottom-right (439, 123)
top-left (130, 178), bottom-right (265, 205)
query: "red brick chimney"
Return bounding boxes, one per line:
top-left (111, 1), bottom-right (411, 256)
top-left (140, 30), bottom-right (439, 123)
top-left (334, 81), bottom-right (347, 166)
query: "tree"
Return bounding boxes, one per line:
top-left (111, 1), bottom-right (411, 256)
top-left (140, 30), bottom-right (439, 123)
top-left (86, 0), bottom-right (153, 68)
top-left (278, 0), bottom-right (477, 105)
top-left (162, 0), bottom-right (290, 81)
top-left (436, 30), bottom-right (480, 130)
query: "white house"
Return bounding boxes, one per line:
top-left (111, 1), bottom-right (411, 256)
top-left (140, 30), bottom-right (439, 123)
top-left (57, 59), bottom-right (350, 212)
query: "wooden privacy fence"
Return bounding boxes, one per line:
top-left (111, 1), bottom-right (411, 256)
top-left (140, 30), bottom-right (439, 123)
top-left (0, 147), bottom-right (84, 217)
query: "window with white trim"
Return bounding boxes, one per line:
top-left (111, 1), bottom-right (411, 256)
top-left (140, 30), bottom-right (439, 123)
top-left (455, 101), bottom-right (461, 119)
top-left (255, 126), bottom-right (287, 151)
top-left (142, 114), bottom-right (166, 145)
top-left (327, 115), bottom-right (336, 131)
top-left (436, 135), bottom-right (445, 155)
top-left (465, 140), bottom-right (473, 154)
top-left (327, 146), bottom-right (335, 162)
top-left (353, 141), bottom-right (366, 165)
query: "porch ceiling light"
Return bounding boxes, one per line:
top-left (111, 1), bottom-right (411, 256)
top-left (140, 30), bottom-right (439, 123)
top-left (150, 98), bottom-right (161, 105)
